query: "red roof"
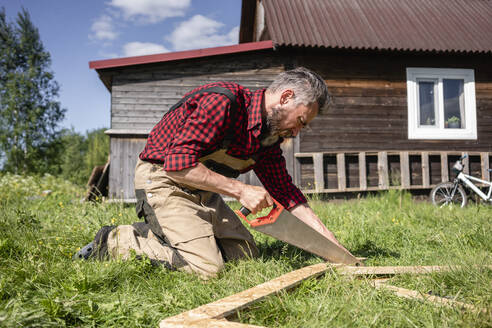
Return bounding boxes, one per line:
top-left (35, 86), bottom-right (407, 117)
top-left (241, 0), bottom-right (492, 54)
top-left (89, 40), bottom-right (274, 70)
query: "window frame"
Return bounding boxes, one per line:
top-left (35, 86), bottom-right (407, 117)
top-left (406, 67), bottom-right (477, 140)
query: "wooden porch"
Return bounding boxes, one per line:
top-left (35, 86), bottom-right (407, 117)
top-left (292, 151), bottom-right (491, 194)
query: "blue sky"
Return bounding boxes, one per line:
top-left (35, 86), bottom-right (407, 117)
top-left (2, 0), bottom-right (242, 133)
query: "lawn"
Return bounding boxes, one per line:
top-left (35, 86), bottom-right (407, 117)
top-left (0, 173), bottom-right (491, 327)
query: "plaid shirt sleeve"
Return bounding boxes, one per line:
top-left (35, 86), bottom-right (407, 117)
top-left (253, 143), bottom-right (307, 210)
top-left (162, 93), bottom-right (231, 171)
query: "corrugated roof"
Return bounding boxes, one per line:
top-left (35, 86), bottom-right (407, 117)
top-left (261, 0), bottom-right (492, 53)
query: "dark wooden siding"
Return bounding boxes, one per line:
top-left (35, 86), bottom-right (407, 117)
top-left (109, 137), bottom-right (147, 199)
top-left (296, 50), bottom-right (492, 152)
top-left (109, 50), bottom-right (287, 131)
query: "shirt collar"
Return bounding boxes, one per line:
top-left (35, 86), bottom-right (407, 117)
top-left (247, 88), bottom-right (265, 136)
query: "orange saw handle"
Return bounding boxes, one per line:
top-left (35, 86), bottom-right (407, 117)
top-left (235, 198), bottom-right (285, 228)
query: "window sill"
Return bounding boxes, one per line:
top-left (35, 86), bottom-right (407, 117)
top-left (408, 129), bottom-right (477, 140)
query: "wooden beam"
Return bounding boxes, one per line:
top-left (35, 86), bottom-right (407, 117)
top-left (481, 152), bottom-right (490, 181)
top-left (162, 319), bottom-right (266, 328)
top-left (359, 152), bottom-right (367, 191)
top-left (440, 153), bottom-right (449, 182)
top-left (313, 153), bottom-right (324, 192)
top-left (161, 318), bottom-right (266, 328)
top-left (337, 153), bottom-right (346, 191)
top-left (462, 152), bottom-right (469, 175)
top-left (104, 128), bottom-right (150, 136)
top-left (378, 152), bottom-right (389, 189)
top-left (160, 263), bottom-right (331, 328)
top-left (400, 151), bottom-right (410, 188)
top-left (371, 280), bottom-right (487, 314)
top-left (336, 265), bottom-right (466, 276)
top-left (160, 264), bottom-right (492, 327)
top-left (421, 152), bottom-right (430, 188)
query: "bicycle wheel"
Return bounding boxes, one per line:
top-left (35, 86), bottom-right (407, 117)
top-left (431, 182), bottom-right (467, 208)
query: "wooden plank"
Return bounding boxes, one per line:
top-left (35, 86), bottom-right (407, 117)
top-left (378, 152), bottom-right (389, 189)
top-left (160, 263), bottom-right (491, 328)
top-left (336, 265), bottom-right (492, 276)
top-left (400, 151), bottom-right (410, 188)
top-left (421, 152), bottom-right (430, 188)
top-left (337, 153), bottom-right (346, 191)
top-left (160, 263), bottom-right (330, 328)
top-left (481, 152), bottom-right (490, 181)
top-left (108, 138), bottom-right (119, 199)
top-left (324, 79), bottom-right (407, 89)
top-left (296, 151), bottom-right (485, 158)
top-left (338, 265), bottom-right (451, 276)
top-left (462, 152), bottom-right (469, 175)
top-left (371, 281), bottom-right (487, 314)
top-left (105, 128), bottom-right (150, 136)
top-left (161, 318), bottom-right (266, 328)
top-left (313, 153), bottom-right (324, 192)
top-left (301, 183), bottom-right (468, 194)
top-left (359, 152), bottom-right (367, 190)
top-left (440, 153), bottom-right (449, 182)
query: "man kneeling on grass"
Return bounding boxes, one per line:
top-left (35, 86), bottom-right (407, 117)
top-left (74, 67), bottom-right (356, 279)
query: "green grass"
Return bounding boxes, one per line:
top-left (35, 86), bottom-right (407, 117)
top-left (0, 174), bottom-right (491, 327)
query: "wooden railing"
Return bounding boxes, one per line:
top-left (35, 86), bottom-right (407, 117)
top-left (294, 151), bottom-right (491, 194)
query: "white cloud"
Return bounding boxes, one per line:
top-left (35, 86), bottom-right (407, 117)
top-left (89, 15), bottom-right (118, 41)
top-left (168, 15), bottom-right (239, 51)
top-left (123, 42), bottom-right (169, 57)
top-left (109, 0), bottom-right (191, 23)
top-left (100, 52), bottom-right (120, 59)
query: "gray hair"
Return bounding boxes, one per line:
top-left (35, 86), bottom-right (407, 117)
top-left (267, 67), bottom-right (329, 111)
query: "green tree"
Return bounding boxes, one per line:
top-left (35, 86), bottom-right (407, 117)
top-left (0, 7), bottom-right (65, 174)
top-left (84, 128), bottom-right (109, 178)
top-left (58, 128), bottom-right (88, 185)
top-left (54, 128), bottom-right (109, 186)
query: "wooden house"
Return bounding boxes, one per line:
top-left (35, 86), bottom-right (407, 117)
top-left (90, 0), bottom-right (492, 201)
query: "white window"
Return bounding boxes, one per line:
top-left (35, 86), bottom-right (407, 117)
top-left (406, 68), bottom-right (477, 139)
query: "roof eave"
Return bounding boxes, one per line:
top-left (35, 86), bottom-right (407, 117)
top-left (89, 40), bottom-right (274, 71)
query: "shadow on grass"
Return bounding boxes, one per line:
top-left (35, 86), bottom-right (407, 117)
top-left (257, 240), bottom-right (401, 268)
top-left (257, 240), bottom-right (320, 268)
top-left (352, 240), bottom-right (400, 259)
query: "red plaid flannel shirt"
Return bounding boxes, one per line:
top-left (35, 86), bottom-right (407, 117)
top-left (139, 82), bottom-right (307, 209)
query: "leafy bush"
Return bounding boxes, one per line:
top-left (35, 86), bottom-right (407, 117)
top-left (57, 128), bottom-right (109, 186)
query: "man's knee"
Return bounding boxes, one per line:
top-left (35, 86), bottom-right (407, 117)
top-left (196, 260), bottom-right (225, 279)
top-left (174, 235), bottom-right (225, 278)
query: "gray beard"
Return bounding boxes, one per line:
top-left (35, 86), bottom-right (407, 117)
top-left (261, 105), bottom-right (283, 146)
top-left (265, 105), bottom-right (282, 136)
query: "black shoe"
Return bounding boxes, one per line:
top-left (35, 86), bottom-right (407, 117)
top-left (73, 241), bottom-right (94, 260)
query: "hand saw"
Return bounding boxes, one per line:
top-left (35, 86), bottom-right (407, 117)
top-left (235, 199), bottom-right (362, 265)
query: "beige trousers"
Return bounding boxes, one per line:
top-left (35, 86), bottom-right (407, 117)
top-left (106, 159), bottom-right (259, 278)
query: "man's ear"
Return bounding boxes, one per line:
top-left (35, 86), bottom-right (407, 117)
top-left (280, 89), bottom-right (294, 105)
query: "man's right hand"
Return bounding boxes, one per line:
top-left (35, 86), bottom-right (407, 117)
top-left (165, 163), bottom-right (273, 214)
top-left (238, 185), bottom-right (273, 215)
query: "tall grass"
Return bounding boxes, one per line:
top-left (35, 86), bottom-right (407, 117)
top-left (0, 174), bottom-right (490, 327)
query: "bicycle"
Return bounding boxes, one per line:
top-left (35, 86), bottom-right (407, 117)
top-left (430, 154), bottom-right (492, 207)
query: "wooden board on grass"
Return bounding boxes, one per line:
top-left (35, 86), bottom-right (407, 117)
top-left (160, 264), bottom-right (490, 327)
